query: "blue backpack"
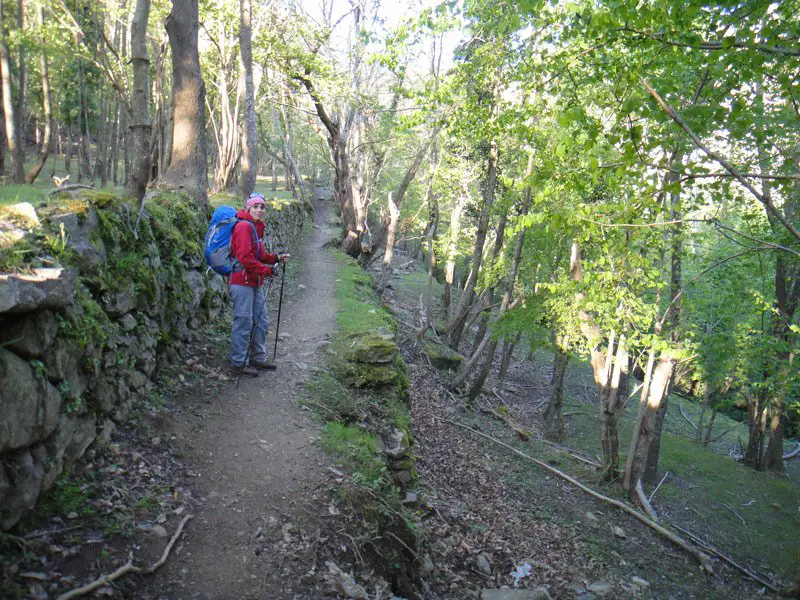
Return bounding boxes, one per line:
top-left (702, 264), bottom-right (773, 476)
top-left (204, 206), bottom-right (258, 276)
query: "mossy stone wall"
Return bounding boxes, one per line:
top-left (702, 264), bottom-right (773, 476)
top-left (0, 190), bottom-right (309, 530)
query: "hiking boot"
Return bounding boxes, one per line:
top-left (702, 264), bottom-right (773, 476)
top-left (231, 365), bottom-right (259, 377)
top-left (250, 361), bottom-right (277, 371)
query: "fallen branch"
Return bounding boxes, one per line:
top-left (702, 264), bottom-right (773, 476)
top-left (440, 417), bottom-right (714, 573)
top-left (479, 405), bottom-right (531, 442)
top-left (636, 479), bottom-right (659, 521)
top-left (649, 471), bottom-right (669, 502)
top-left (721, 502), bottom-right (746, 525)
top-left (678, 404), bottom-right (698, 431)
top-left (479, 403), bottom-right (600, 467)
top-left (671, 524), bottom-right (780, 593)
top-left (56, 514), bottom-right (193, 600)
top-left (783, 441), bottom-right (800, 460)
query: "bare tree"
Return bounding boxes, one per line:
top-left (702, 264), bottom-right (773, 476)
top-left (127, 0), bottom-right (152, 198)
top-left (25, 6), bottom-right (52, 183)
top-left (161, 0), bottom-right (208, 206)
top-left (238, 0), bottom-right (257, 198)
top-left (0, 0), bottom-right (23, 182)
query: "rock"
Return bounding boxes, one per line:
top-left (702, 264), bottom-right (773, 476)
top-left (475, 553), bottom-right (493, 576)
top-left (94, 420), bottom-right (116, 447)
top-left (380, 428), bottom-right (410, 459)
top-left (0, 449), bottom-right (45, 529)
top-left (481, 589), bottom-right (551, 600)
top-left (393, 470), bottom-right (413, 484)
top-left (118, 313), bottom-right (138, 332)
top-left (401, 491), bottom-right (418, 504)
top-left (0, 348), bottom-right (61, 453)
top-left (584, 511), bottom-right (598, 523)
top-left (631, 576), bottom-right (650, 588)
top-left (0, 463), bottom-right (10, 505)
top-left (103, 283), bottom-right (137, 316)
top-left (612, 526), bottom-right (626, 539)
top-left (325, 561), bottom-right (369, 600)
top-left (151, 525), bottom-right (168, 538)
top-left (419, 554), bottom-right (435, 576)
top-left (42, 337), bottom-right (86, 394)
top-left (421, 341), bottom-right (464, 370)
top-left (0, 311), bottom-right (58, 358)
top-left (47, 207), bottom-right (107, 272)
top-left (586, 582), bottom-right (614, 598)
top-left (184, 270), bottom-right (206, 315)
top-left (87, 375), bottom-right (132, 415)
top-left (2, 202), bottom-right (40, 228)
top-left (350, 333), bottom-right (397, 364)
top-left (41, 414), bottom-right (95, 492)
top-left (0, 268), bottom-right (77, 314)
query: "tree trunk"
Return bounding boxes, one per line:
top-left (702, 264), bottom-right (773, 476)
top-left (544, 340), bottom-right (569, 441)
top-left (77, 54), bottom-right (92, 182)
top-left (210, 20), bottom-right (240, 193)
top-left (96, 90), bottom-right (109, 186)
top-left (0, 0), bottom-right (22, 183)
top-left (600, 334), bottom-right (629, 481)
top-left (110, 102), bottom-right (120, 185)
top-left (623, 351), bottom-right (676, 499)
top-left (443, 174), bottom-right (467, 318)
top-left (12, 0), bottom-right (23, 180)
top-left (378, 130), bottom-right (439, 264)
top-left (128, 0), bottom-right (152, 198)
top-left (277, 83), bottom-right (306, 202)
top-left (423, 166), bottom-right (440, 334)
top-left (162, 0), bottom-right (208, 206)
top-left (64, 125), bottom-right (72, 175)
top-left (497, 331), bottom-right (522, 386)
top-left (383, 191), bottom-right (400, 266)
top-left (468, 213), bottom-right (525, 401)
top-left (238, 0), bottom-right (257, 199)
top-left (25, 6), bottom-right (52, 183)
top-left (644, 167), bottom-right (683, 483)
top-left (449, 136), bottom-right (498, 351)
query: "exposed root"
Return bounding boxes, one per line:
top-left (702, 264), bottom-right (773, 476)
top-left (56, 514), bottom-right (193, 600)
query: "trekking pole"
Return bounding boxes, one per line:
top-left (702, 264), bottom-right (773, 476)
top-left (272, 261), bottom-right (287, 361)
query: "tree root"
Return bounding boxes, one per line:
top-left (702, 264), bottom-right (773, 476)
top-left (56, 514), bottom-right (193, 600)
top-left (441, 417), bottom-right (715, 574)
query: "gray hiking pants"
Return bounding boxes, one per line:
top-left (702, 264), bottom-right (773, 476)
top-left (229, 283), bottom-right (269, 367)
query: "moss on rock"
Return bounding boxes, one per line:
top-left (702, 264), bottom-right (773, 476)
top-left (422, 340), bottom-right (464, 371)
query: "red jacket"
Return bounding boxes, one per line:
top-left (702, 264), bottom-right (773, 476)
top-left (228, 210), bottom-right (278, 288)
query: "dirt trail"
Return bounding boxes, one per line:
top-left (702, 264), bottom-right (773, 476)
top-left (137, 198), bottom-right (339, 600)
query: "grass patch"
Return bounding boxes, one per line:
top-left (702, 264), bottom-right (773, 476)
top-left (320, 422), bottom-right (387, 490)
top-left (0, 184), bottom-right (46, 207)
top-left (333, 251), bottom-right (395, 335)
top-left (552, 353), bottom-right (800, 579)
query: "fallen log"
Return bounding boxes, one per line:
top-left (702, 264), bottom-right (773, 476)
top-left (440, 417), bottom-right (714, 574)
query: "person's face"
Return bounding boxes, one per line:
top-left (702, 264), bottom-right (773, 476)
top-left (248, 203), bottom-right (266, 221)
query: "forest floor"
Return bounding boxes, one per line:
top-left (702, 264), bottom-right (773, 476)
top-left (2, 194), bottom-right (798, 600)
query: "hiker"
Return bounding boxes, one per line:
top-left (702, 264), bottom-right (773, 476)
top-left (228, 193), bottom-right (290, 377)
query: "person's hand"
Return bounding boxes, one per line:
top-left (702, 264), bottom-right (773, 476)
top-left (279, 253), bottom-right (291, 263)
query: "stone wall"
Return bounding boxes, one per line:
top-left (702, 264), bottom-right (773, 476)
top-left (0, 190), bottom-right (309, 530)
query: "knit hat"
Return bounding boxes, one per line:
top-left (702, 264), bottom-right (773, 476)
top-left (245, 193), bottom-right (266, 210)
